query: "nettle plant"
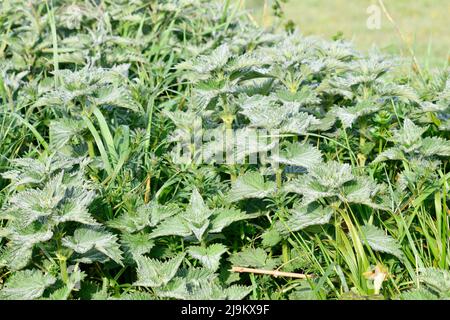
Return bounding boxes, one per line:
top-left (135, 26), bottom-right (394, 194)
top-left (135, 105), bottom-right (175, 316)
top-left (0, 154), bottom-right (122, 299)
top-left (0, 0), bottom-right (449, 300)
top-left (165, 20), bottom-right (449, 298)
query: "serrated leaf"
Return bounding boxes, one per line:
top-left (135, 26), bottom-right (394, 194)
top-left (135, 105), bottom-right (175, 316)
top-left (0, 242), bottom-right (33, 271)
top-left (276, 203), bottom-right (333, 236)
top-left (420, 137), bottom-right (450, 157)
top-left (392, 119), bottom-right (428, 152)
top-left (48, 266), bottom-right (86, 300)
top-left (279, 112), bottom-right (320, 135)
top-left (239, 95), bottom-right (289, 129)
top-left (149, 216), bottom-right (192, 239)
top-left (0, 270), bottom-right (56, 300)
top-left (209, 208), bottom-right (256, 233)
top-left (49, 118), bottom-right (85, 150)
top-left (228, 171), bottom-right (276, 202)
top-left (399, 288), bottom-right (439, 300)
top-left (270, 142), bottom-right (322, 169)
top-left (229, 247), bottom-right (277, 269)
top-left (187, 244), bottom-right (227, 271)
top-left (419, 268), bottom-right (450, 294)
top-left (224, 285), bottom-right (253, 300)
top-left (134, 253), bottom-right (185, 287)
top-left (121, 233), bottom-right (155, 262)
top-left (107, 206), bottom-right (150, 233)
top-left (183, 188), bottom-right (212, 223)
top-left (360, 225), bottom-right (403, 259)
top-left (284, 161), bottom-right (357, 204)
top-left (373, 147), bottom-right (405, 163)
top-left (62, 228), bottom-right (123, 265)
top-left (341, 177), bottom-right (386, 209)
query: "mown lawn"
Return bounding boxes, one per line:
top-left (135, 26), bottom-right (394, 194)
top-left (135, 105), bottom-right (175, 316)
top-left (246, 0), bottom-right (449, 69)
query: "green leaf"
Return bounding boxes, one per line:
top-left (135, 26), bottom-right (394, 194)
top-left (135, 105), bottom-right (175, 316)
top-left (373, 147), bottom-right (405, 163)
top-left (0, 243), bottom-right (34, 271)
top-left (149, 216), bottom-right (192, 239)
top-left (341, 177), bottom-right (386, 209)
top-left (62, 228), bottom-right (123, 265)
top-left (279, 112), bottom-right (320, 135)
top-left (177, 44), bottom-right (232, 77)
top-left (229, 247), bottom-right (277, 269)
top-left (107, 207), bottom-right (150, 233)
top-left (49, 118), bottom-right (85, 151)
top-left (392, 119), bottom-right (427, 152)
top-left (0, 270), bottom-right (56, 300)
top-left (419, 268), bottom-right (450, 294)
top-left (276, 203), bottom-right (333, 236)
top-left (209, 208), bottom-right (256, 233)
top-left (181, 189), bottom-right (212, 242)
top-left (187, 244), bottom-right (227, 271)
top-left (224, 285), bottom-right (253, 300)
top-left (360, 225), bottom-right (403, 259)
top-left (399, 288), bottom-right (439, 300)
top-left (420, 137), bottom-right (450, 157)
top-left (228, 171), bottom-right (276, 202)
top-left (121, 233), bottom-right (155, 262)
top-left (239, 95), bottom-right (289, 129)
top-left (332, 100), bottom-right (380, 128)
top-left (270, 141), bottom-right (322, 169)
top-left (48, 266), bottom-right (86, 300)
top-left (134, 253), bottom-right (185, 287)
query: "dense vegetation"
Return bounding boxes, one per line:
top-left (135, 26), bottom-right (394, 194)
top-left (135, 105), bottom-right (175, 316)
top-left (0, 0), bottom-right (449, 300)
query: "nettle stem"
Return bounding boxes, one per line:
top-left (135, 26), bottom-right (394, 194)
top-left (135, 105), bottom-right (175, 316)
top-left (282, 241), bottom-right (290, 264)
top-left (223, 113), bottom-right (237, 182)
top-left (60, 256), bottom-right (68, 284)
top-left (87, 139), bottom-right (96, 158)
top-left (275, 167), bottom-right (290, 264)
top-left (275, 168), bottom-right (283, 189)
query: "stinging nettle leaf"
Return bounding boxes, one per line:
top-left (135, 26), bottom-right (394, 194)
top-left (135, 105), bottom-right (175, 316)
top-left (229, 247), bottom-right (277, 269)
top-left (187, 244), bottom-right (227, 271)
top-left (276, 202), bottom-right (333, 236)
top-left (62, 228), bottom-right (123, 265)
top-left (134, 253), bottom-right (185, 288)
top-left (360, 224), bottom-right (403, 259)
top-left (228, 171), bottom-right (277, 202)
top-left (269, 141), bottom-right (322, 169)
top-left (0, 269), bottom-right (56, 300)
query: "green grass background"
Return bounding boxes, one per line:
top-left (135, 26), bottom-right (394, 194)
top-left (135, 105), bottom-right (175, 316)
top-left (246, 0), bottom-right (449, 69)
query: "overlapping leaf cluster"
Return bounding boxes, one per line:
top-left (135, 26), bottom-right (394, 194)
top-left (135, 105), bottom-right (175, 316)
top-left (0, 0), bottom-right (448, 300)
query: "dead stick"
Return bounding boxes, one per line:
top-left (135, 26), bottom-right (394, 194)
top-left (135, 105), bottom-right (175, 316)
top-left (230, 266), bottom-right (313, 279)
